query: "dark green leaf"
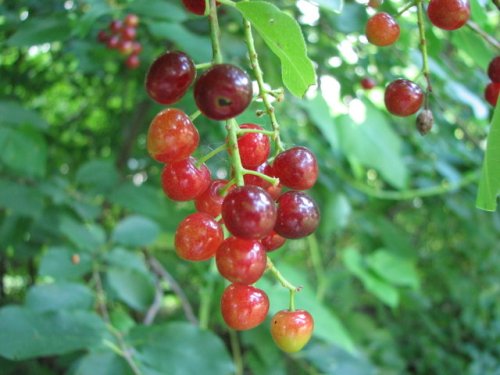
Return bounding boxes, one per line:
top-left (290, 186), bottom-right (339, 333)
top-left (26, 283), bottom-right (95, 312)
top-left (72, 351), bottom-right (132, 375)
top-left (366, 249), bottom-right (420, 289)
top-left (59, 216), bottom-right (106, 252)
top-left (128, 1), bottom-right (187, 21)
top-left (38, 247), bottom-right (93, 281)
top-left (111, 215), bottom-right (160, 247)
top-left (76, 159), bottom-right (119, 194)
top-left (106, 267), bottom-right (155, 311)
top-left (7, 17), bottom-right (71, 46)
top-left (0, 180), bottom-right (44, 218)
top-left (0, 101), bottom-right (48, 130)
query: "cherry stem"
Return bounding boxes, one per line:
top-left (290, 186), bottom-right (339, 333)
top-left (209, 0), bottom-right (223, 64)
top-left (266, 257), bottom-right (301, 310)
top-left (396, 1), bottom-right (416, 17)
top-left (229, 330), bottom-right (243, 375)
top-left (226, 118), bottom-right (245, 186)
top-left (190, 110), bottom-right (201, 121)
top-left (466, 21), bottom-right (500, 51)
top-left (216, 0), bottom-right (237, 6)
top-left (416, 0), bottom-right (432, 102)
top-left (196, 143), bottom-right (227, 168)
top-left (195, 62), bottom-right (213, 70)
top-left (236, 128), bottom-right (275, 137)
top-left (220, 178), bottom-right (236, 195)
top-left (243, 19), bottom-right (285, 154)
top-left (242, 169), bottom-right (280, 186)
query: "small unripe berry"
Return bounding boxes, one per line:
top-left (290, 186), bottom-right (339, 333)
top-left (416, 109), bottom-right (434, 135)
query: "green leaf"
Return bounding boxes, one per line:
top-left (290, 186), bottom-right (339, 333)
top-left (26, 283), bottom-right (95, 313)
top-left (236, 1), bottom-right (316, 97)
top-left (128, 322), bottom-right (234, 375)
top-left (0, 180), bottom-right (44, 218)
top-left (59, 216), bottom-right (106, 252)
top-left (308, 0), bottom-right (344, 13)
top-left (301, 94), bottom-right (339, 150)
top-left (128, 1), bottom-right (187, 22)
top-left (477, 100), bottom-right (500, 211)
top-left (0, 306), bottom-right (106, 360)
top-left (72, 351), bottom-right (132, 375)
top-left (111, 215), bottom-right (160, 247)
top-left (452, 28), bottom-right (493, 71)
top-left (76, 159), bottom-right (119, 194)
top-left (38, 247), bottom-right (93, 281)
top-left (7, 17), bottom-right (71, 46)
top-left (0, 101), bottom-right (48, 130)
top-left (366, 249), bottom-right (420, 289)
top-left (106, 267), bottom-right (155, 311)
top-left (104, 247), bottom-right (150, 275)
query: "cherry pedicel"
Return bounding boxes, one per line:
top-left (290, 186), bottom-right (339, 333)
top-left (275, 191), bottom-right (320, 239)
top-left (365, 13), bottom-right (400, 47)
top-left (161, 157), bottom-right (211, 201)
top-left (222, 185), bottom-right (277, 240)
top-left (427, 0), bottom-right (470, 31)
top-left (195, 179), bottom-right (229, 217)
top-left (147, 108), bottom-right (199, 163)
top-left (221, 283), bottom-right (270, 330)
top-left (146, 51), bottom-right (196, 105)
top-left (194, 64), bottom-right (253, 120)
top-left (235, 124), bottom-right (270, 169)
top-left (485, 82), bottom-right (500, 107)
top-left (273, 146), bottom-right (318, 191)
top-left (243, 162), bottom-right (282, 200)
top-left (384, 79), bottom-right (424, 117)
top-left (270, 310), bottom-right (314, 353)
top-left (175, 213), bottom-right (224, 261)
top-left (216, 237), bottom-right (267, 284)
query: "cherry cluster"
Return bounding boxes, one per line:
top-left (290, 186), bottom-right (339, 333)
top-left (97, 14), bottom-right (142, 69)
top-left (144, 48), bottom-right (318, 352)
top-left (485, 56), bottom-right (500, 107)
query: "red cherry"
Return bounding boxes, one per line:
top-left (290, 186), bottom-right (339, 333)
top-left (161, 157), bottom-right (211, 201)
top-left (125, 54), bottom-right (140, 69)
top-left (488, 56), bottom-right (500, 83)
top-left (107, 35), bottom-right (120, 49)
top-left (222, 185), bottom-right (277, 240)
top-left (261, 231), bottom-right (286, 252)
top-left (175, 213), bottom-right (223, 261)
top-left (147, 109), bottom-right (199, 163)
top-left (145, 51), bottom-right (196, 105)
top-left (233, 124), bottom-right (270, 168)
top-left (131, 41), bottom-right (142, 55)
top-left (384, 79), bottom-right (424, 117)
top-left (97, 30), bottom-right (109, 43)
top-left (243, 162), bottom-right (282, 200)
top-left (275, 191), bottom-right (320, 239)
top-left (485, 82), bottom-right (500, 107)
top-left (427, 0), bottom-right (470, 31)
top-left (195, 179), bottom-right (229, 217)
top-left (118, 40), bottom-right (134, 55)
top-left (216, 237), bottom-right (267, 284)
top-left (365, 13), bottom-right (400, 47)
top-left (273, 147), bottom-right (318, 191)
top-left (124, 14), bottom-right (139, 28)
top-left (270, 310), bottom-right (314, 353)
top-left (181, 0), bottom-right (220, 15)
top-left (121, 26), bottom-right (137, 41)
top-left (220, 284), bottom-right (269, 330)
top-left (361, 77), bottom-right (376, 90)
top-left (109, 20), bottom-right (123, 34)
top-left (194, 64), bottom-right (253, 120)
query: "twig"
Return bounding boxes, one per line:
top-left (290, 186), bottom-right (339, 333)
top-left (143, 277), bottom-right (164, 325)
top-left (466, 21), bottom-right (500, 51)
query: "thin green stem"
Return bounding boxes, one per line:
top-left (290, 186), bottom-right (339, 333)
top-left (236, 128), bottom-right (275, 137)
top-left (196, 144), bottom-right (226, 167)
top-left (307, 235), bottom-right (326, 302)
top-left (466, 21), bottom-right (500, 51)
top-left (266, 257), bottom-right (299, 292)
top-left (416, 0), bottom-right (432, 103)
top-left (243, 19), bottom-right (285, 154)
top-left (226, 118), bottom-right (245, 186)
top-left (229, 330), bottom-right (243, 375)
top-left (195, 62), bottom-right (213, 70)
top-left (190, 110), bottom-right (201, 121)
top-left (396, 1), bottom-right (416, 17)
top-left (209, 0), bottom-right (223, 64)
top-left (216, 0), bottom-right (237, 6)
top-left (220, 178), bottom-right (236, 195)
top-left (242, 169), bottom-right (279, 186)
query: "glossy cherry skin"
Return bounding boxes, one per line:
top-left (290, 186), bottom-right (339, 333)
top-left (271, 310), bottom-right (314, 353)
top-left (273, 147), bottom-right (318, 191)
top-left (175, 213), bottom-right (223, 261)
top-left (222, 185), bottom-right (277, 240)
top-left (365, 13), bottom-right (400, 47)
top-left (145, 51), bottom-right (196, 105)
top-left (427, 0), bottom-right (470, 30)
top-left (125, 54), bottom-right (140, 69)
top-left (216, 237), bottom-right (267, 284)
top-left (361, 77), bottom-right (376, 90)
top-left (488, 56), bottom-right (500, 83)
top-left (384, 79), bottom-right (424, 117)
top-left (485, 82), bottom-right (500, 107)
top-left (124, 14), bottom-right (139, 28)
top-left (109, 20), bottom-right (123, 33)
top-left (220, 284), bottom-right (269, 330)
top-left (161, 157), bottom-right (211, 201)
top-left (195, 179), bottom-right (229, 217)
top-left (275, 191), bottom-right (320, 239)
top-left (194, 64), bottom-right (253, 120)
top-left (147, 109), bottom-right (199, 163)
top-left (121, 26), bottom-right (136, 41)
top-left (243, 162), bottom-right (282, 200)
top-left (261, 230), bottom-right (286, 252)
top-left (182, 0), bottom-right (220, 15)
top-left (235, 124), bottom-right (270, 168)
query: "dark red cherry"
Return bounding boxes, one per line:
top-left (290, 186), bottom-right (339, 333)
top-left (131, 41), bottom-right (142, 55)
top-left (195, 179), bottom-right (229, 217)
top-left (109, 20), bottom-right (123, 34)
top-left (233, 124), bottom-right (270, 168)
top-left (194, 64), bottom-right (253, 120)
top-left (222, 185), bottom-right (277, 240)
top-left (182, 0), bottom-right (220, 15)
top-left (107, 35), bottom-right (120, 49)
top-left (243, 162), bottom-right (282, 200)
top-left (261, 230), bottom-right (286, 252)
top-left (121, 26), bottom-right (137, 41)
top-left (97, 30), bottom-right (109, 43)
top-left (220, 283), bottom-right (269, 330)
top-left (147, 109), bottom-right (199, 163)
top-left (161, 157), bottom-right (211, 201)
top-left (427, 0), bottom-right (470, 30)
top-left (124, 14), bottom-right (139, 28)
top-left (118, 40), bottom-right (134, 55)
top-left (485, 82), bottom-right (500, 107)
top-left (216, 237), bottom-right (267, 284)
top-left (125, 54), bottom-right (140, 69)
top-left (273, 147), bottom-right (318, 190)
top-left (384, 79), bottom-right (424, 116)
top-left (275, 191), bottom-right (320, 239)
top-left (488, 56), bottom-right (500, 83)
top-left (365, 13), bottom-right (400, 47)
top-left (361, 78), bottom-right (376, 90)
top-left (175, 213), bottom-right (223, 261)
top-left (145, 51), bottom-right (196, 105)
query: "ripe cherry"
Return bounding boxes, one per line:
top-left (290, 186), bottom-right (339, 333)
top-left (107, 35), bottom-right (120, 49)
top-left (485, 82), bottom-right (500, 107)
top-left (145, 51), bottom-right (196, 105)
top-left (384, 79), bottom-right (424, 117)
top-left (427, 0), bottom-right (470, 31)
top-left (243, 162), bottom-right (282, 200)
top-left (124, 14), bottom-right (139, 28)
top-left (361, 77), bottom-right (376, 90)
top-left (97, 30), bottom-right (109, 43)
top-left (365, 13), bottom-right (400, 47)
top-left (125, 54), bottom-right (140, 69)
top-left (147, 109), bottom-right (199, 163)
top-left (121, 26), bottom-right (137, 41)
top-left (195, 179), bottom-right (229, 217)
top-left (222, 185), bottom-right (277, 240)
top-left (221, 284), bottom-right (269, 330)
top-left (182, 0), bottom-right (220, 15)
top-left (216, 237), bottom-right (267, 284)
top-left (273, 147), bottom-right (318, 191)
top-left (175, 213), bottom-right (223, 261)
top-left (270, 310), bottom-right (314, 353)
top-left (194, 64), bottom-right (253, 120)
top-left (131, 41), bottom-right (142, 55)
top-left (161, 157), bottom-right (211, 201)
top-left (118, 40), bottom-right (134, 55)
top-left (109, 20), bottom-right (123, 34)
top-left (275, 191), bottom-right (320, 239)
top-left (368, 0), bottom-right (383, 8)
top-left (261, 230), bottom-right (286, 252)
top-left (488, 56), bottom-right (500, 83)
top-left (235, 124), bottom-right (270, 168)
